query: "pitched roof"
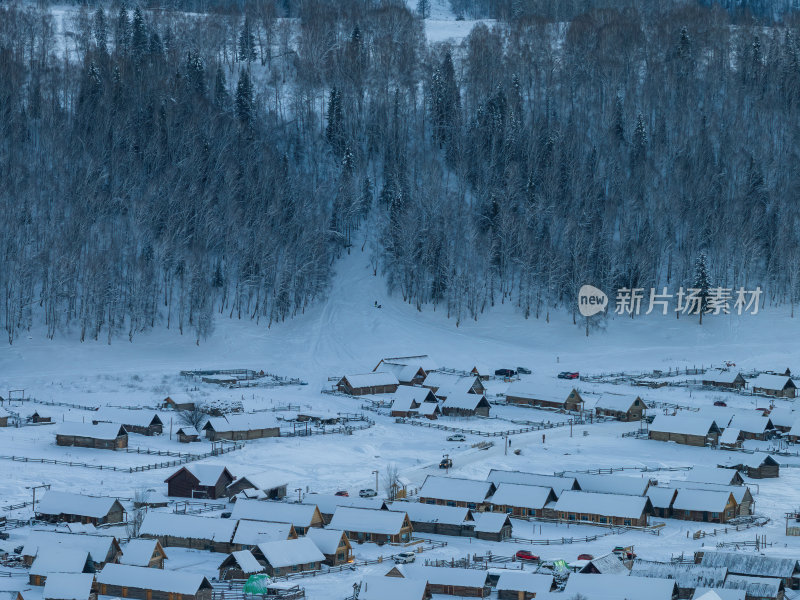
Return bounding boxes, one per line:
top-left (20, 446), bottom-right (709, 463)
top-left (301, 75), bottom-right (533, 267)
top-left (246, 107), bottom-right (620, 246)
top-left (672, 489), bottom-right (735, 512)
top-left (591, 395), bottom-right (646, 412)
top-left (227, 472), bottom-right (286, 492)
top-left (703, 372), bottom-right (744, 385)
top-left (489, 483), bottom-right (555, 509)
top-left (442, 392), bottom-right (489, 410)
top-left (375, 355), bottom-right (438, 371)
top-left (692, 588), bottom-right (745, 600)
top-left (231, 520), bottom-right (294, 545)
top-left (631, 561), bottom-right (728, 588)
top-left (683, 467), bottom-right (742, 486)
top-left (564, 473), bottom-right (650, 496)
top-left (30, 549), bottom-right (90, 577)
top-left (748, 374), bottom-right (795, 391)
top-left (390, 394), bottom-right (420, 413)
top-left (396, 565), bottom-right (488, 588)
top-left (487, 470), bottom-right (576, 496)
top-left (255, 538), bottom-right (324, 568)
top-left (581, 553), bottom-right (627, 574)
top-left (181, 463), bottom-right (232, 486)
top-left (719, 428), bottom-right (742, 445)
top-left (699, 552), bottom-right (799, 578)
top-left (472, 512), bottom-right (510, 533)
top-left (418, 402), bottom-right (440, 416)
top-left (302, 494), bottom-right (385, 515)
top-left (724, 574), bottom-right (783, 598)
top-left (554, 490), bottom-right (650, 519)
top-left (419, 476), bottom-right (494, 503)
top-left (717, 453), bottom-right (779, 470)
top-left (329, 507), bottom-right (408, 535)
top-left (119, 539), bottom-right (162, 567)
top-left (228, 550), bottom-right (264, 574)
top-left (203, 414), bottom-right (279, 432)
top-left (22, 531), bottom-right (117, 563)
top-left (305, 528), bottom-right (347, 555)
top-left (423, 372), bottom-right (478, 392)
top-left (388, 502), bottom-right (472, 525)
top-left (176, 426), bottom-right (199, 437)
top-left (230, 499), bottom-right (320, 528)
top-left (496, 572), bottom-right (553, 594)
top-left (140, 512), bottom-right (237, 541)
top-left (340, 372), bottom-right (399, 389)
top-left (359, 576), bottom-right (427, 600)
top-left (563, 573), bottom-right (676, 600)
top-left (35, 492), bottom-right (121, 519)
top-left (42, 573), bottom-right (95, 600)
top-left (380, 363), bottom-right (427, 383)
top-left (647, 487), bottom-right (677, 509)
top-left (56, 422), bottom-right (126, 440)
top-left (93, 408), bottom-right (163, 428)
top-left (649, 414), bottom-right (720, 437)
top-left (727, 414), bottom-right (774, 434)
top-left (503, 381), bottom-right (576, 403)
top-left (767, 407), bottom-right (796, 428)
top-left (96, 564), bottom-right (210, 595)
top-left (673, 482), bottom-right (751, 505)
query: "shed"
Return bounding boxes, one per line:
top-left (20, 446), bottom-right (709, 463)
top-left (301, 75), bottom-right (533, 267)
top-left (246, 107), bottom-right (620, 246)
top-left (702, 372), bottom-right (746, 389)
top-left (305, 528), bottom-right (353, 566)
top-left (139, 512), bottom-right (238, 553)
top-left (748, 374), bottom-right (796, 398)
top-left (29, 410), bottom-right (51, 424)
top-left (591, 395), bottom-right (648, 421)
top-left (251, 538), bottom-right (325, 576)
top-left (388, 502), bottom-right (474, 537)
top-left (201, 414), bottom-right (280, 441)
top-left (92, 408), bottom-right (163, 436)
top-left (472, 512), bottom-right (512, 541)
top-left (226, 472), bottom-right (287, 500)
top-left (359, 575), bottom-right (427, 600)
top-left (496, 571), bottom-right (554, 600)
top-left (229, 499), bottom-right (323, 534)
top-left (648, 415), bottom-right (721, 446)
top-left (503, 383), bottom-right (584, 411)
top-left (35, 492), bottom-right (125, 526)
top-left (175, 426), bottom-right (200, 443)
top-left (489, 483), bottom-right (557, 517)
top-left (120, 539), bottom-right (167, 569)
top-left (0, 407), bottom-right (10, 427)
top-left (42, 573), bottom-right (96, 600)
top-left (419, 475), bottom-right (495, 509)
top-left (389, 564), bottom-right (489, 597)
top-left (726, 415), bottom-right (775, 441)
top-left (717, 454), bottom-right (780, 479)
top-left (336, 372), bottom-right (399, 395)
top-left (162, 395), bottom-right (197, 411)
top-left (96, 564), bottom-right (212, 600)
top-left (719, 427), bottom-right (744, 448)
top-left (579, 553), bottom-right (627, 575)
top-left (554, 490), bottom-right (652, 527)
top-left (328, 507), bottom-right (412, 544)
top-left (164, 464), bottom-right (234, 499)
top-left (441, 392), bottom-right (491, 417)
top-left (218, 550), bottom-right (265, 580)
top-left (56, 423), bottom-right (128, 450)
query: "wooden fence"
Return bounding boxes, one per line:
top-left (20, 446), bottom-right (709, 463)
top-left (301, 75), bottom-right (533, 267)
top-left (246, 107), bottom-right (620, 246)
top-left (392, 417), bottom-right (568, 438)
top-left (691, 515), bottom-right (770, 540)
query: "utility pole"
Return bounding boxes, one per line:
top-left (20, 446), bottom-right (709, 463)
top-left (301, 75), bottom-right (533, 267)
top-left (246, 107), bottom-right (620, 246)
top-left (29, 484), bottom-right (50, 514)
top-left (372, 470), bottom-right (378, 493)
top-left (295, 487), bottom-right (302, 503)
top-left (504, 434), bottom-right (508, 455)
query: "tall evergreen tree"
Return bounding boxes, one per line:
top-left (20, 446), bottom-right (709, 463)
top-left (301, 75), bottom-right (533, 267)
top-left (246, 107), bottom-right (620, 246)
top-left (238, 17), bottom-right (257, 63)
top-left (213, 65), bottom-right (229, 110)
top-left (326, 87), bottom-right (345, 157)
top-left (416, 0), bottom-right (431, 18)
top-left (93, 7), bottom-right (107, 54)
top-left (693, 252), bottom-right (711, 324)
top-left (235, 67), bottom-right (253, 124)
top-left (115, 3), bottom-right (130, 55)
top-left (131, 7), bottom-right (148, 61)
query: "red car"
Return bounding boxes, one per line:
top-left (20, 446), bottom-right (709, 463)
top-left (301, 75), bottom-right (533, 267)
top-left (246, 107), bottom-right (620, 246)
top-left (577, 554), bottom-right (594, 560)
top-left (515, 550), bottom-right (540, 562)
top-left (334, 490), bottom-right (349, 497)
top-left (566, 372), bottom-right (579, 379)
top-left (713, 401), bottom-right (727, 407)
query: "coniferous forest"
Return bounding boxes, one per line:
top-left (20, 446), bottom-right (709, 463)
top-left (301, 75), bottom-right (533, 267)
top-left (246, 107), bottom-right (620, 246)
top-left (2, 0), bottom-right (800, 343)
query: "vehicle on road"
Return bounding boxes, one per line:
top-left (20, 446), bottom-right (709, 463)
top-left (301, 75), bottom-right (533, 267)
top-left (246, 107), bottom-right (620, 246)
top-left (447, 434), bottom-right (466, 442)
top-left (713, 400), bottom-right (727, 407)
top-left (557, 372), bottom-right (571, 379)
top-left (517, 367), bottom-right (532, 374)
top-left (335, 490), bottom-right (349, 497)
top-left (495, 368), bottom-right (516, 377)
top-left (359, 488), bottom-right (377, 498)
top-left (515, 550), bottom-right (540, 562)
top-left (439, 458), bottom-right (453, 469)
top-left (577, 554), bottom-right (594, 561)
top-left (394, 551), bottom-right (416, 564)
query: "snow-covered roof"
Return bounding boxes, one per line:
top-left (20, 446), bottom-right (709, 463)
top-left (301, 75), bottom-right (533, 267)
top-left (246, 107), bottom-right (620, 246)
top-left (390, 395), bottom-right (419, 413)
top-left (120, 539), bottom-right (161, 567)
top-left (177, 463), bottom-right (231, 486)
top-left (377, 355), bottom-right (438, 370)
top-left (227, 472), bottom-right (286, 492)
top-left (418, 402), bottom-right (440, 416)
top-left (789, 420), bottom-right (800, 437)
top-left (487, 470), bottom-right (576, 496)
top-left (228, 550), bottom-right (264, 574)
top-left (631, 561), bottom-right (728, 588)
top-left (563, 573), bottom-right (676, 600)
top-left (56, 422), bottom-right (126, 440)
top-left (56, 523), bottom-right (96, 534)
top-left (35, 492), bottom-right (121, 519)
top-left (176, 426), bottom-right (199, 436)
top-left (554, 490), bottom-right (650, 518)
top-left (591, 395), bottom-right (646, 412)
top-left (380, 363), bottom-right (426, 383)
top-left (489, 483), bottom-right (554, 509)
top-left (564, 473), bottom-right (650, 496)
top-left (727, 414), bottom-right (773, 434)
top-left (673, 482), bottom-right (750, 505)
top-left (673, 489), bottom-right (734, 512)
top-left (30, 549), bottom-right (89, 577)
top-left (388, 502), bottom-right (472, 525)
top-left (724, 574), bottom-right (782, 598)
top-left (359, 576), bottom-right (427, 600)
top-left (717, 452), bottom-right (778, 470)
top-left (93, 408), bottom-right (163, 428)
top-left (42, 573), bottom-right (94, 600)
top-left (496, 572), bottom-right (553, 594)
top-left (329, 507), bottom-right (408, 535)
top-left (503, 381), bottom-right (577, 403)
top-left (230, 499), bottom-right (320, 528)
top-left (419, 476), bottom-right (494, 503)
top-left (719, 428), bottom-right (742, 445)
top-left (423, 372), bottom-right (478, 391)
top-left (703, 372), bottom-right (744, 385)
top-left (302, 494), bottom-right (385, 515)
top-left (255, 538), bottom-right (324, 568)
top-left (472, 512), bottom-right (510, 533)
top-left (231, 520), bottom-right (294, 545)
top-left (647, 487), bottom-right (677, 509)
top-left (581, 553), bottom-right (627, 575)
top-left (692, 588), bottom-right (746, 600)
top-left (649, 414), bottom-right (720, 437)
top-left (748, 373), bottom-right (795, 391)
top-left (96, 564), bottom-right (210, 594)
top-left (683, 467), bottom-right (741, 486)
top-left (140, 511), bottom-right (237, 541)
top-left (396, 565), bottom-right (488, 588)
top-left (340, 372), bottom-right (399, 389)
top-left (441, 392), bottom-right (489, 410)
top-left (22, 531), bottom-right (117, 562)
top-left (305, 528), bottom-right (347, 555)
top-left (203, 413), bottom-right (279, 432)
top-left (699, 552), bottom-right (799, 578)
top-left (767, 407), bottom-right (796, 428)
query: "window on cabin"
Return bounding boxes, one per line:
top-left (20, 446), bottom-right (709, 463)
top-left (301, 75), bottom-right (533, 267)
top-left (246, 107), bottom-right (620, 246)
top-left (580, 514), bottom-right (588, 521)
top-left (712, 512), bottom-right (719, 518)
top-left (624, 519), bottom-right (631, 526)
top-left (426, 499), bottom-right (435, 505)
top-left (599, 517), bottom-right (607, 523)
top-left (447, 501), bottom-right (455, 507)
top-left (568, 513), bottom-right (576, 520)
top-left (292, 565), bottom-right (298, 572)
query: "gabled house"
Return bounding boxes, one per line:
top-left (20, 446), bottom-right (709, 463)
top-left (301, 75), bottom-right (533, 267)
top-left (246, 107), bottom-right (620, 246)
top-left (230, 519), bottom-right (298, 549)
top-left (337, 372), bottom-right (399, 395)
top-left (631, 561), bottom-right (728, 599)
top-left (388, 502), bottom-right (475, 537)
top-left (301, 494), bottom-right (387, 524)
top-left (251, 539), bottom-right (325, 576)
top-left (724, 575), bottom-right (784, 600)
top-left (388, 565), bottom-right (489, 598)
top-left (497, 572), bottom-right (554, 600)
top-left (201, 414), bottom-right (280, 441)
top-left (162, 395), bottom-right (196, 411)
top-left (56, 423), bottom-right (128, 450)
top-left (487, 470), bottom-right (580, 497)
top-left (230, 499), bottom-right (324, 534)
top-left (374, 355), bottom-right (438, 373)
top-left (591, 395), bottom-right (648, 421)
top-left (22, 531), bottom-right (122, 568)
top-left (389, 385), bottom-right (438, 413)
top-left (35, 492), bottom-right (125, 526)
top-left (328, 507), bottom-right (412, 544)
top-left (672, 489), bottom-right (738, 523)
top-left (702, 372), bottom-right (746, 389)
top-left (226, 472), bottom-right (287, 500)
top-left (441, 392), bottom-right (491, 417)
top-left (175, 426), bottom-right (200, 443)
top-left (489, 483), bottom-right (557, 518)
top-left (377, 362), bottom-right (429, 387)
top-left (726, 414), bottom-right (775, 441)
top-left (139, 512), bottom-right (238, 553)
top-left (579, 553), bottom-right (628, 575)
top-left (29, 549), bottom-right (95, 586)
top-left (96, 564), bottom-right (212, 600)
top-left (673, 482), bottom-right (754, 517)
top-left (748, 374), bottom-right (796, 398)
top-left (503, 383), bottom-right (584, 412)
top-left (218, 550), bottom-right (265, 580)
top-left (554, 490), bottom-right (653, 527)
top-left (683, 467), bottom-right (744, 487)
top-left (472, 512), bottom-right (512, 541)
top-left (92, 408), bottom-right (164, 436)
top-left (42, 573), bottom-right (96, 600)
top-left (120, 539), bottom-right (167, 569)
top-left (718, 453), bottom-right (780, 479)
top-left (165, 464), bottom-right (234, 499)
top-left (306, 528), bottom-right (353, 566)
top-left (648, 487), bottom-right (678, 518)
top-left (423, 372), bottom-right (486, 397)
top-left (698, 552), bottom-right (800, 591)
top-left (418, 475), bottom-right (496, 510)
top-left (648, 415), bottom-right (721, 447)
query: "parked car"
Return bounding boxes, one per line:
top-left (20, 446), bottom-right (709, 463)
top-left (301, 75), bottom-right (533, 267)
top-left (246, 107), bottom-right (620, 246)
top-left (447, 434), bottom-right (466, 442)
top-left (394, 551), bottom-right (416, 564)
top-left (439, 458), bottom-right (453, 469)
top-left (359, 488), bottom-right (377, 498)
top-left (557, 371), bottom-right (571, 379)
top-left (517, 367), bottom-right (532, 374)
top-left (495, 368), bottom-right (516, 377)
top-left (612, 546), bottom-right (636, 560)
top-left (577, 554), bottom-right (594, 561)
top-left (515, 550), bottom-right (540, 562)
top-left (220, 512), bottom-right (232, 519)
top-left (334, 490), bottom-right (349, 497)
top-left (713, 400), bottom-right (727, 407)
top-left (565, 372), bottom-right (579, 379)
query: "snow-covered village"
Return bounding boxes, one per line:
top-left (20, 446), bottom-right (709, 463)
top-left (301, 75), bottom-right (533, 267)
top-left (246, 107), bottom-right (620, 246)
top-left (4, 0), bottom-right (800, 599)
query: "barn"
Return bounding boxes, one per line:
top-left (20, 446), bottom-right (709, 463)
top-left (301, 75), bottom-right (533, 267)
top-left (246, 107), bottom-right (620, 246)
top-left (328, 507), bottom-right (412, 544)
top-left (165, 464), bottom-right (234, 499)
top-left (305, 528), bottom-right (353, 566)
top-left (554, 490), bottom-right (653, 527)
top-left (230, 498), bottom-right (324, 534)
top-left (672, 489), bottom-right (738, 523)
top-left (226, 472), bottom-right (287, 500)
top-left (503, 383), bottom-right (584, 411)
top-left (336, 372), bottom-right (399, 395)
top-left (56, 423), bottom-right (128, 450)
top-left (218, 550), bottom-right (265, 580)
top-left (96, 564), bottom-right (212, 600)
top-left (591, 395), bottom-right (648, 421)
top-left (251, 538), bottom-right (325, 576)
top-left (441, 393), bottom-right (491, 417)
top-left (648, 415), bottom-right (721, 447)
top-left (388, 502), bottom-right (475, 537)
top-left (120, 539), bottom-right (167, 569)
top-left (388, 565), bottom-right (489, 598)
top-left (35, 491), bottom-right (125, 526)
top-left (92, 408), bottom-right (163, 436)
top-left (749, 374), bottom-right (797, 398)
top-left (702, 372), bottom-right (746, 389)
top-left (418, 476), bottom-right (496, 510)
top-left (202, 414), bottom-right (280, 441)
top-left (139, 512), bottom-right (238, 553)
top-left (718, 454), bottom-right (780, 479)
top-left (489, 483), bottom-right (557, 518)
top-left (175, 426), bottom-right (200, 443)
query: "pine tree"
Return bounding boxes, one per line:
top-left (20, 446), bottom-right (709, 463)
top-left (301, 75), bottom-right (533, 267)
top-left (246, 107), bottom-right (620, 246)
top-left (235, 68), bottom-right (253, 124)
top-left (416, 0), bottom-right (431, 18)
top-left (238, 17), bottom-right (257, 63)
top-left (131, 7), bottom-right (148, 61)
top-left (115, 3), bottom-right (130, 55)
top-left (631, 112), bottom-right (647, 166)
top-left (214, 65), bottom-right (229, 110)
top-left (93, 7), bottom-right (107, 54)
top-left (693, 252), bottom-right (711, 324)
top-left (611, 93), bottom-right (625, 143)
top-left (326, 87), bottom-right (345, 157)
top-left (186, 50), bottom-right (206, 97)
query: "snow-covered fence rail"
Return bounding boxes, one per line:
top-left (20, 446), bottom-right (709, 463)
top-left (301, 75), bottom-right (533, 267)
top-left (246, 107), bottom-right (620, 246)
top-left (394, 418), bottom-right (566, 437)
top-left (28, 398), bottom-right (99, 411)
top-left (0, 501), bottom-right (31, 512)
top-left (554, 465), bottom-right (692, 475)
top-left (279, 420), bottom-right (373, 437)
top-left (692, 515), bottom-right (770, 540)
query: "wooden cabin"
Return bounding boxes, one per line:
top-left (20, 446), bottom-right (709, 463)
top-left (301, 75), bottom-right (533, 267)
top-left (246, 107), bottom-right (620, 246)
top-left (226, 472), bottom-right (287, 500)
top-left (389, 387), bottom-right (438, 418)
top-left (35, 491), bottom-right (125, 526)
top-left (497, 572), bottom-right (554, 600)
top-left (749, 374), bottom-right (797, 398)
top-left (230, 499), bottom-right (324, 534)
top-left (489, 483), bottom-right (557, 518)
top-left (120, 539), bottom-right (167, 569)
top-left (718, 454), bottom-right (780, 479)
top-left (374, 355), bottom-right (438, 373)
top-left (230, 519), bottom-right (298, 550)
top-left (423, 373), bottom-right (486, 398)
top-left (672, 489), bottom-right (738, 523)
top-left (301, 494), bottom-right (387, 524)
top-left (487, 470), bottom-right (581, 496)
top-left (29, 410), bottom-right (51, 424)
top-left (92, 409), bottom-right (163, 436)
top-left (165, 464), bottom-right (234, 499)
top-left (472, 512), bottom-right (512, 541)
top-left (162, 395), bottom-right (196, 411)
top-left (388, 565), bottom-right (489, 598)
top-left (726, 414), bottom-right (775, 441)
top-left (218, 550), bottom-right (266, 580)
top-left (96, 564), bottom-right (212, 600)
top-left (418, 476), bottom-right (496, 510)
top-left (306, 528), bottom-right (353, 566)
top-left (0, 408), bottom-right (9, 427)
top-left (503, 384), bottom-right (584, 412)
top-left (175, 426), bottom-right (200, 443)
top-left (389, 502), bottom-right (475, 537)
top-left (441, 393), bottom-right (491, 417)
top-left (566, 472), bottom-right (650, 496)
top-left (647, 487), bottom-right (678, 519)
top-left (42, 573), bottom-right (96, 600)
top-left (328, 507), bottom-right (412, 544)
top-left (648, 415), bottom-right (721, 447)
top-left (592, 395), bottom-right (648, 421)
top-left (29, 549), bottom-right (94, 586)
top-left (554, 490), bottom-right (653, 527)
top-left (251, 539), bottom-right (325, 577)
top-left (376, 361), bottom-right (429, 386)
top-left (139, 512), bottom-right (238, 554)
top-left (698, 551), bottom-right (800, 591)
top-left (202, 414), bottom-right (280, 441)
top-left (337, 372), bottom-right (399, 395)
top-left (702, 372), bottom-right (746, 389)
top-left (22, 531), bottom-right (122, 568)
top-left (56, 423), bottom-right (128, 450)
